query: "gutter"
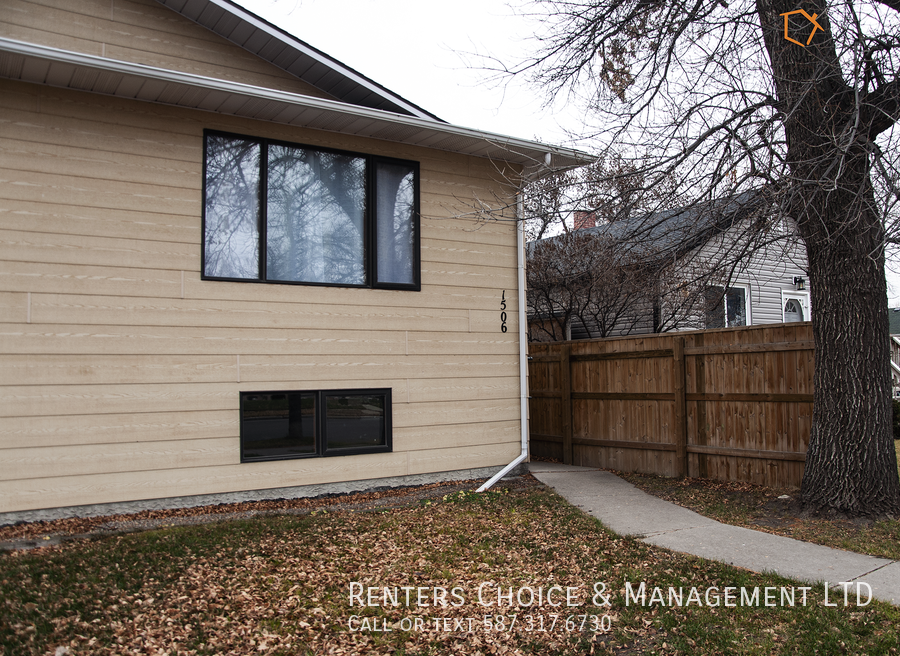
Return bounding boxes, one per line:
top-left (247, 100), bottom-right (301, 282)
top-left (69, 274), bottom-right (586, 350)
top-left (477, 192), bottom-right (529, 491)
top-left (0, 37), bottom-right (591, 170)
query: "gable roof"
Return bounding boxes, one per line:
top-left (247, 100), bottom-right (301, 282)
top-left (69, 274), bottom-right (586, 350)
top-left (153, 0), bottom-right (442, 121)
top-left (529, 189), bottom-right (771, 261)
top-left (0, 2), bottom-right (591, 174)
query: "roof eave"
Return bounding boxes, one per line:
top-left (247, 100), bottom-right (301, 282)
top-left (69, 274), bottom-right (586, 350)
top-left (154, 0), bottom-right (443, 121)
top-left (0, 37), bottom-right (592, 173)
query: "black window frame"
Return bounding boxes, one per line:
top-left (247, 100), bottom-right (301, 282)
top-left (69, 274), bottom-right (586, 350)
top-left (240, 388), bottom-right (393, 463)
top-left (202, 129), bottom-right (421, 291)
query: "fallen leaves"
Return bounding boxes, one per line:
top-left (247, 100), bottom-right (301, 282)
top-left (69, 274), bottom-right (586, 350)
top-left (3, 479), bottom-right (900, 655)
top-left (618, 471), bottom-right (900, 560)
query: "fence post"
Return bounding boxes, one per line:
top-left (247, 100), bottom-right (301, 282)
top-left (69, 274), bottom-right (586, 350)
top-left (673, 336), bottom-right (687, 477)
top-left (561, 344), bottom-right (573, 465)
top-left (694, 333), bottom-right (708, 478)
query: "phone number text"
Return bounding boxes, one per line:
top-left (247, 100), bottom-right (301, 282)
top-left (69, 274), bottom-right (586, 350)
top-left (348, 614), bottom-right (613, 633)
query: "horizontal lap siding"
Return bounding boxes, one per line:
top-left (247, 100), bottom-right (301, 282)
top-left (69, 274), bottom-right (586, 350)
top-left (6, 440), bottom-right (522, 512)
top-left (0, 0), bottom-right (338, 99)
top-left (0, 79), bottom-right (523, 512)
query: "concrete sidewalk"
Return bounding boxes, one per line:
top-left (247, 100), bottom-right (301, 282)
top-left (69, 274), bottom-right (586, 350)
top-left (529, 462), bottom-right (900, 606)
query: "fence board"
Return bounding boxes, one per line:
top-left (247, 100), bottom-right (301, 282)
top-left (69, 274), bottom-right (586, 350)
top-left (528, 323), bottom-right (813, 487)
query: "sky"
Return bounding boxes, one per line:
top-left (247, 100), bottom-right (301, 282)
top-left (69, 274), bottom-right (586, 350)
top-left (235, 0), bottom-right (900, 305)
top-left (234, 0), bottom-right (584, 146)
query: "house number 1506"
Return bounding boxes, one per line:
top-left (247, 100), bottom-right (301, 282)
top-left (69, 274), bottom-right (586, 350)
top-left (500, 291), bottom-right (508, 333)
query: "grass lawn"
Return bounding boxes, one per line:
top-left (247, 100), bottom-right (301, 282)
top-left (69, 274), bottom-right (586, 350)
top-left (2, 484), bottom-right (899, 655)
top-left (617, 441), bottom-right (900, 561)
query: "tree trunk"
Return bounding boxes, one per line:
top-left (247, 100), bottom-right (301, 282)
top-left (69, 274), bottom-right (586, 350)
top-left (801, 190), bottom-right (900, 516)
top-left (757, 0), bottom-right (900, 515)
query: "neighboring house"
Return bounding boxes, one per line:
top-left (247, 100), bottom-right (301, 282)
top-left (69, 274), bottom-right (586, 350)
top-left (0, 0), bottom-right (587, 520)
top-left (891, 336), bottom-right (900, 397)
top-left (889, 309), bottom-right (900, 395)
top-left (527, 190), bottom-right (810, 341)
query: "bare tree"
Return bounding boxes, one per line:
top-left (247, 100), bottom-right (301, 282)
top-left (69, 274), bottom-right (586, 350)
top-left (527, 233), bottom-right (593, 341)
top-left (509, 0), bottom-right (900, 515)
top-left (527, 231), bottom-right (657, 340)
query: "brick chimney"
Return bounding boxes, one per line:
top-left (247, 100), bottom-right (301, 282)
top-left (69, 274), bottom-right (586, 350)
top-left (573, 210), bottom-right (596, 231)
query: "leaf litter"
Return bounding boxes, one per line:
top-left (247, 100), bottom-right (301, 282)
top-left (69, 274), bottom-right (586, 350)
top-left (1, 476), bottom-right (899, 655)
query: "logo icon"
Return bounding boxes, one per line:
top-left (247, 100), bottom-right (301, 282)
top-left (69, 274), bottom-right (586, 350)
top-left (780, 9), bottom-right (823, 46)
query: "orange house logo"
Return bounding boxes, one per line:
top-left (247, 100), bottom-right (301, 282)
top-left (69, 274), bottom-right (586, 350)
top-left (780, 9), bottom-right (823, 46)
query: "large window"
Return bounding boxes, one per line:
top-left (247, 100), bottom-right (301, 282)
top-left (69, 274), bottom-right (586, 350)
top-left (203, 131), bottom-right (419, 290)
top-left (240, 389), bottom-right (392, 462)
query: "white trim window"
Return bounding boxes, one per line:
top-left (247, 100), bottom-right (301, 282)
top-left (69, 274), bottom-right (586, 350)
top-left (705, 284), bottom-right (752, 328)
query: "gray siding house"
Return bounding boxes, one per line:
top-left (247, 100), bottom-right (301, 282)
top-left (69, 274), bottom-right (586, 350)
top-left (528, 190), bottom-right (810, 341)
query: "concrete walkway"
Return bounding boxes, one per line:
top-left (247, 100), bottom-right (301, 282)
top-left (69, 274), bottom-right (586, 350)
top-left (529, 462), bottom-right (900, 606)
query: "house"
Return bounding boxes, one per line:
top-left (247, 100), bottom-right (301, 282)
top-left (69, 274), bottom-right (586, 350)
top-left (889, 310), bottom-right (900, 395)
top-left (891, 336), bottom-right (900, 397)
top-left (527, 190), bottom-right (811, 341)
top-left (0, 0), bottom-right (588, 521)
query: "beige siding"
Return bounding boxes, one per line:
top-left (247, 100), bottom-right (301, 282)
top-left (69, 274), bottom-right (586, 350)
top-left (0, 0), bottom-right (339, 100)
top-left (4, 438), bottom-right (523, 512)
top-left (0, 77), bottom-right (523, 513)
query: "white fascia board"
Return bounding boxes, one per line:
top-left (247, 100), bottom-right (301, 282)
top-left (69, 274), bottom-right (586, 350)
top-left (0, 37), bottom-right (591, 172)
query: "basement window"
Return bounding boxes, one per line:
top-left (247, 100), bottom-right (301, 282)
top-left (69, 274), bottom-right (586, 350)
top-left (203, 131), bottom-right (419, 290)
top-left (240, 389), bottom-right (392, 462)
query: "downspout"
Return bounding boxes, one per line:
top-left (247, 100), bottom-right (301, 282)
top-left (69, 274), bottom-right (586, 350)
top-left (477, 190), bottom-right (529, 491)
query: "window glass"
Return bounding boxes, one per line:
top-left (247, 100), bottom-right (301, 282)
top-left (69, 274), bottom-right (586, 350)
top-left (705, 286), bottom-right (725, 329)
top-left (375, 161), bottom-right (417, 286)
top-left (705, 285), bottom-right (748, 328)
top-left (241, 389), bottom-right (390, 461)
top-left (202, 132), bottom-right (419, 290)
top-left (324, 393), bottom-right (386, 451)
top-left (267, 145), bottom-right (366, 284)
top-left (204, 136), bottom-right (260, 279)
top-left (241, 392), bottom-right (316, 461)
top-left (725, 287), bottom-right (747, 326)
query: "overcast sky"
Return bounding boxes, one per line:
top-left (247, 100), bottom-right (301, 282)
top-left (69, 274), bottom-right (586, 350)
top-left (236, 0), bottom-right (900, 305)
top-left (234, 0), bottom-right (586, 145)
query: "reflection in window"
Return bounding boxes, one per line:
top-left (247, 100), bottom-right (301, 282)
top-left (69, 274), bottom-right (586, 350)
top-left (203, 136), bottom-right (260, 279)
top-left (240, 389), bottom-right (391, 462)
top-left (325, 393), bottom-right (386, 451)
top-left (725, 287), bottom-right (747, 327)
top-left (375, 161), bottom-right (417, 286)
top-left (267, 145), bottom-right (365, 284)
top-left (202, 131), bottom-right (419, 290)
top-left (705, 286), bottom-right (748, 328)
top-left (241, 392), bottom-right (316, 461)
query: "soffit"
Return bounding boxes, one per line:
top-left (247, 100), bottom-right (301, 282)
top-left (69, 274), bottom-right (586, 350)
top-left (0, 37), bottom-right (592, 173)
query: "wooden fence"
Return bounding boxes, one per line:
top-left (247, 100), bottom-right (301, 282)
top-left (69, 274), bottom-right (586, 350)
top-left (529, 323), bottom-right (814, 488)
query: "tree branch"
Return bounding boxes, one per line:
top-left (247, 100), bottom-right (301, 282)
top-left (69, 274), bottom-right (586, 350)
top-left (866, 76), bottom-right (900, 138)
top-left (874, 0), bottom-right (900, 13)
